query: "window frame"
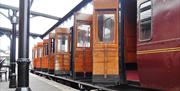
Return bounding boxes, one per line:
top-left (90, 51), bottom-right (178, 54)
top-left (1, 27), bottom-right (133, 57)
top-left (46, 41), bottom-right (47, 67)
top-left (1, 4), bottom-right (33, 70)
top-left (57, 33), bottom-right (70, 53)
top-left (43, 44), bottom-right (46, 56)
top-left (95, 10), bottom-right (116, 44)
top-left (35, 49), bottom-right (37, 58)
top-left (139, 0), bottom-right (153, 42)
top-left (45, 44), bottom-right (48, 55)
top-left (32, 50), bottom-right (35, 59)
top-left (76, 21), bottom-right (91, 48)
top-left (50, 38), bottom-right (55, 53)
top-left (37, 47), bottom-right (42, 58)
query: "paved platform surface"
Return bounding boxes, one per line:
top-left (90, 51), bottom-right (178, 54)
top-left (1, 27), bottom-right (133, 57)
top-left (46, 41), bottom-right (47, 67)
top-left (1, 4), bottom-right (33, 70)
top-left (0, 73), bottom-right (78, 91)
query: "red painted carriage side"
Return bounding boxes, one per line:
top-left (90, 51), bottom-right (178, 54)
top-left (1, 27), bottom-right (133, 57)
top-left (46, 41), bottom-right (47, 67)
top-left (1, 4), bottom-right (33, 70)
top-left (137, 0), bottom-right (180, 90)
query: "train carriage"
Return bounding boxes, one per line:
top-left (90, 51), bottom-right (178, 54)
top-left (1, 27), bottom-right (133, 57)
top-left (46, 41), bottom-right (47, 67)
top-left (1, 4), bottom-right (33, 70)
top-left (32, 45), bottom-right (37, 70)
top-left (92, 0), bottom-right (119, 83)
top-left (42, 39), bottom-right (49, 72)
top-left (123, 0), bottom-right (138, 81)
top-left (48, 33), bottom-right (56, 74)
top-left (73, 13), bottom-right (93, 79)
top-left (137, 0), bottom-right (180, 90)
top-left (30, 0), bottom-right (180, 90)
top-left (36, 42), bottom-right (43, 71)
top-left (54, 28), bottom-right (71, 76)
top-left (92, 0), bottom-right (137, 83)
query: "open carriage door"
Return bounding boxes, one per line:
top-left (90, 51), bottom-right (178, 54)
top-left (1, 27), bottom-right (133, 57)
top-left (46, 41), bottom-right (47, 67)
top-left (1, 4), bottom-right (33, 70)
top-left (93, 0), bottom-right (119, 83)
top-left (74, 13), bottom-right (93, 80)
top-left (123, 0), bottom-right (137, 82)
top-left (55, 28), bottom-right (70, 76)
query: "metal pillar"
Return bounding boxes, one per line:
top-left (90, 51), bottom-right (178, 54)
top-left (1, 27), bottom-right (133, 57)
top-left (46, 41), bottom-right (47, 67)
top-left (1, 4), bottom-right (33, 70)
top-left (119, 0), bottom-right (127, 84)
top-left (15, 0), bottom-right (31, 91)
top-left (9, 10), bottom-right (17, 88)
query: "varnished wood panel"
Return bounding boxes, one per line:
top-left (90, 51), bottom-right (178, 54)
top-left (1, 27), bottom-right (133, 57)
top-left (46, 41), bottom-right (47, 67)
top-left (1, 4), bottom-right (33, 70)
top-left (93, 0), bottom-right (119, 75)
top-left (73, 13), bottom-right (93, 76)
top-left (56, 54), bottom-right (70, 73)
top-left (55, 28), bottom-right (71, 75)
top-left (74, 50), bottom-right (92, 72)
top-left (32, 46), bottom-right (37, 69)
top-left (42, 39), bottom-right (49, 70)
top-left (93, 0), bottom-right (119, 10)
top-left (36, 42), bottom-right (43, 70)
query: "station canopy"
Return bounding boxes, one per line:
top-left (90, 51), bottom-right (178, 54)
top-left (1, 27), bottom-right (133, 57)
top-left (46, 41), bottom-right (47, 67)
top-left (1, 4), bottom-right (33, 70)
top-left (0, 0), bottom-right (93, 37)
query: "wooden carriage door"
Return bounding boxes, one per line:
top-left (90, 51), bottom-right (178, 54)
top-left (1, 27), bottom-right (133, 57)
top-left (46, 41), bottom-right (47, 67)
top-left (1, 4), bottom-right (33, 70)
top-left (93, 10), bottom-right (119, 79)
top-left (75, 21), bottom-right (92, 77)
top-left (56, 33), bottom-right (70, 73)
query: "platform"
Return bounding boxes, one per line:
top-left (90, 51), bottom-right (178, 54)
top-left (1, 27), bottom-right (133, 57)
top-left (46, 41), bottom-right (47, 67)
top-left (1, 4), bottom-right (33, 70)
top-left (0, 73), bottom-right (78, 91)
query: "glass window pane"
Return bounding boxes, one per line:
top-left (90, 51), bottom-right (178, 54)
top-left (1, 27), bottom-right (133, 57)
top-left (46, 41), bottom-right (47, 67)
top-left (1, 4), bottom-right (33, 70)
top-left (35, 50), bottom-right (37, 58)
top-left (97, 14), bottom-right (115, 43)
top-left (140, 21), bottom-right (151, 40)
top-left (58, 35), bottom-right (68, 52)
top-left (140, 9), bottom-right (151, 20)
top-left (43, 46), bottom-right (46, 55)
top-left (139, 1), bottom-right (152, 41)
top-left (98, 15), bottom-right (104, 41)
top-left (77, 24), bottom-right (91, 47)
top-left (50, 39), bottom-right (55, 53)
top-left (37, 48), bottom-right (39, 57)
top-left (140, 1), bottom-right (151, 9)
top-left (32, 51), bottom-right (34, 59)
top-left (45, 44), bottom-right (48, 55)
top-left (38, 48), bottom-right (42, 57)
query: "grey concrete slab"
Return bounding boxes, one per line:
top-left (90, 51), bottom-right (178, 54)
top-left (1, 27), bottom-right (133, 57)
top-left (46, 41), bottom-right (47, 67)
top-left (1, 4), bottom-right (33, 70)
top-left (30, 73), bottom-right (79, 91)
top-left (0, 81), bottom-right (14, 91)
top-left (0, 73), bottom-right (79, 91)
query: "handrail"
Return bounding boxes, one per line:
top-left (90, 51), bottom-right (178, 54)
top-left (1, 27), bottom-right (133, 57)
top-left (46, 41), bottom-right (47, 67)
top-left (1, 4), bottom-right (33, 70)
top-left (0, 59), bottom-right (6, 69)
top-left (0, 59), bottom-right (5, 64)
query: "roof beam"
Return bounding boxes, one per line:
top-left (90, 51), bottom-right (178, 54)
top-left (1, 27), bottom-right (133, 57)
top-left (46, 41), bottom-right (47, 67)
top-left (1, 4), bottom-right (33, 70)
top-left (40, 0), bottom-right (92, 38)
top-left (0, 3), bottom-right (60, 20)
top-left (0, 27), bottom-right (41, 38)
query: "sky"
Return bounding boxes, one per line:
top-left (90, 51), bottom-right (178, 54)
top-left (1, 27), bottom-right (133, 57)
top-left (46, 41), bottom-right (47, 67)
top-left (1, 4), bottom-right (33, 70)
top-left (0, 0), bottom-right (83, 34)
top-left (0, 0), bottom-right (93, 60)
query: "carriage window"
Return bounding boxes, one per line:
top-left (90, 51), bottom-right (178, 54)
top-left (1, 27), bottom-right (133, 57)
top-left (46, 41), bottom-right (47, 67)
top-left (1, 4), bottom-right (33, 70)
top-left (43, 45), bottom-right (47, 56)
top-left (50, 39), bottom-right (55, 53)
top-left (38, 48), bottom-right (42, 57)
top-left (77, 24), bottom-right (91, 47)
top-left (139, 1), bottom-right (152, 41)
top-left (57, 35), bottom-right (68, 52)
top-left (43, 46), bottom-right (45, 56)
top-left (32, 50), bottom-right (34, 59)
top-left (45, 44), bottom-right (48, 55)
top-left (37, 48), bottom-right (39, 57)
top-left (35, 50), bottom-right (37, 58)
top-left (98, 13), bottom-right (115, 42)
